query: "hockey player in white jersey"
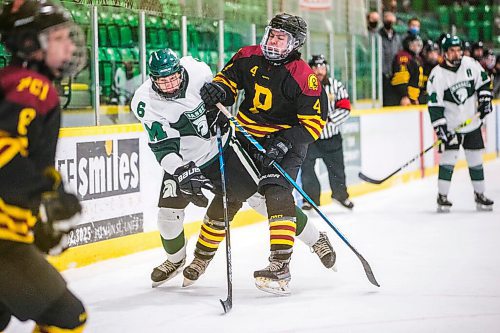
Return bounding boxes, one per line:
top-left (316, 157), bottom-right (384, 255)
top-left (427, 35), bottom-right (494, 212)
top-left (130, 48), bottom-right (336, 294)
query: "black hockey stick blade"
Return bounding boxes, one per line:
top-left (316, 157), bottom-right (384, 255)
top-left (350, 245), bottom-right (380, 287)
top-left (220, 297), bottom-right (232, 314)
top-left (358, 171), bottom-right (388, 185)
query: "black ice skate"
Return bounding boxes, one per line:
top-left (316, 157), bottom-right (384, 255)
top-left (332, 196), bottom-right (354, 209)
top-left (254, 253), bottom-right (291, 296)
top-left (182, 256), bottom-right (212, 287)
top-left (151, 258), bottom-right (185, 288)
top-left (437, 194), bottom-right (452, 213)
top-left (311, 232), bottom-right (337, 270)
top-left (301, 202), bottom-right (313, 211)
top-left (475, 192), bottom-right (494, 211)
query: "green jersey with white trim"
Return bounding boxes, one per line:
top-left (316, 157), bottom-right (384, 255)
top-left (427, 56), bottom-right (491, 133)
top-left (131, 56), bottom-right (229, 174)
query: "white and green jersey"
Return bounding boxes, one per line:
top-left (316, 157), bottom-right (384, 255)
top-left (427, 56), bottom-right (491, 134)
top-left (131, 56), bottom-right (229, 174)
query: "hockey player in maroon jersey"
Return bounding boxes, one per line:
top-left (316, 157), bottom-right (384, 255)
top-left (0, 0), bottom-right (87, 331)
top-left (193, 13), bottom-right (329, 294)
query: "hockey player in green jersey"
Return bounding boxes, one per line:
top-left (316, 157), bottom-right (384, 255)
top-left (427, 35), bottom-right (494, 212)
top-left (131, 48), bottom-right (335, 295)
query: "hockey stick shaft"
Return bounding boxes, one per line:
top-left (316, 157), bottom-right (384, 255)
top-left (216, 103), bottom-right (380, 287)
top-left (216, 126), bottom-right (232, 313)
top-left (359, 112), bottom-right (480, 185)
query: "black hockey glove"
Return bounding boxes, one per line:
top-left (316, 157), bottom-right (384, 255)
top-left (200, 82), bottom-right (226, 107)
top-left (173, 161), bottom-right (213, 207)
top-left (255, 136), bottom-right (292, 167)
top-left (478, 93), bottom-right (492, 120)
top-left (206, 107), bottom-right (230, 136)
top-left (35, 188), bottom-right (82, 256)
top-left (434, 124), bottom-right (456, 144)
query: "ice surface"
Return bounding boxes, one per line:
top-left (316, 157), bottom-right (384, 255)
top-left (8, 160), bottom-right (500, 332)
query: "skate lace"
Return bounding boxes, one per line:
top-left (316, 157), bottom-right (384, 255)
top-left (157, 260), bottom-right (178, 274)
top-left (312, 233), bottom-right (331, 258)
top-left (267, 261), bottom-right (285, 272)
top-left (190, 257), bottom-right (210, 273)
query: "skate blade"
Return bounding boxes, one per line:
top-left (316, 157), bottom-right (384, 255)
top-left (151, 269), bottom-right (182, 288)
top-left (437, 205), bottom-right (451, 213)
top-left (255, 277), bottom-right (291, 296)
top-left (476, 203), bottom-right (493, 211)
top-left (331, 263), bottom-right (338, 272)
top-left (182, 277), bottom-right (196, 288)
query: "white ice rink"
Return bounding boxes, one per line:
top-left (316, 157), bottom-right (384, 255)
top-left (8, 159), bottom-right (500, 333)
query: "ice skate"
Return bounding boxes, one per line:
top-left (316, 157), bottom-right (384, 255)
top-left (182, 257), bottom-right (212, 287)
top-left (475, 192), bottom-right (494, 211)
top-left (254, 260), bottom-right (291, 296)
top-left (332, 196), bottom-right (354, 209)
top-left (437, 194), bottom-right (452, 213)
top-left (301, 202), bottom-right (313, 211)
top-left (151, 258), bottom-right (185, 288)
top-left (311, 232), bottom-right (337, 270)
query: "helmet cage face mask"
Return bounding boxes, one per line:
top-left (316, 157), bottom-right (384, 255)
top-left (260, 27), bottom-right (298, 61)
top-left (39, 22), bottom-right (87, 78)
top-left (151, 67), bottom-right (186, 100)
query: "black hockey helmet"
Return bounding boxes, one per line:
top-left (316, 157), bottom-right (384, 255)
top-left (471, 41), bottom-right (484, 53)
top-left (260, 13), bottom-right (307, 63)
top-left (402, 34), bottom-right (423, 55)
top-left (422, 40), bottom-right (439, 54)
top-left (0, 0), bottom-right (86, 77)
top-left (308, 54), bottom-right (327, 68)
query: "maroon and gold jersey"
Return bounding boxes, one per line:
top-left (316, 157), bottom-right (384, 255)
top-left (390, 50), bottom-right (422, 103)
top-left (0, 64), bottom-right (60, 243)
top-left (214, 45), bottom-right (328, 144)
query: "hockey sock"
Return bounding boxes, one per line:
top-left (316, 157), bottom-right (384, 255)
top-left (194, 216), bottom-right (225, 260)
top-left (158, 208), bottom-right (186, 263)
top-left (465, 149), bottom-right (485, 193)
top-left (264, 186), bottom-right (296, 254)
top-left (295, 208), bottom-right (320, 247)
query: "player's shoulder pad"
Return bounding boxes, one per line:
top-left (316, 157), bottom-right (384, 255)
top-left (0, 66), bottom-right (59, 115)
top-left (285, 59), bottom-right (322, 97)
top-left (181, 55), bottom-right (211, 75)
top-left (231, 45), bottom-right (262, 62)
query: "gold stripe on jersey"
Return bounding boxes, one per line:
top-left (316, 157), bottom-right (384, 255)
top-left (408, 86), bottom-right (420, 101)
top-left (0, 198), bottom-right (36, 243)
top-left (297, 115), bottom-right (326, 141)
top-left (0, 137), bottom-right (29, 168)
top-left (214, 74), bottom-right (238, 95)
top-left (391, 70), bottom-right (410, 85)
top-left (236, 112), bottom-right (292, 137)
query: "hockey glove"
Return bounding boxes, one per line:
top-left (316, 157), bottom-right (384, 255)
top-left (255, 136), bottom-right (292, 167)
top-left (434, 124), bottom-right (457, 144)
top-left (173, 161), bottom-right (213, 207)
top-left (206, 107), bottom-right (230, 136)
top-left (35, 188), bottom-right (82, 256)
top-left (200, 82), bottom-right (226, 107)
top-left (478, 93), bottom-right (492, 120)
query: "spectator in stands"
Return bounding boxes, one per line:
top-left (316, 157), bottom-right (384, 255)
top-left (390, 34), bottom-right (423, 106)
top-left (406, 17), bottom-right (421, 37)
top-left (471, 41), bottom-right (484, 62)
top-left (380, 11), bottom-right (403, 106)
top-left (367, 11), bottom-right (380, 33)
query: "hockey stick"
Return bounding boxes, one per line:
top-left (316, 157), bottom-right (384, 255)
top-left (216, 125), bottom-right (232, 314)
top-left (215, 103), bottom-right (380, 287)
top-left (358, 113), bottom-right (480, 185)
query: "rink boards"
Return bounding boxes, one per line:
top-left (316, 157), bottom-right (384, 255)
top-left (48, 102), bottom-right (500, 270)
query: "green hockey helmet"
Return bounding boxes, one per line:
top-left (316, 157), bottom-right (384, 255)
top-left (441, 34), bottom-right (462, 52)
top-left (441, 34), bottom-right (463, 67)
top-left (148, 48), bottom-right (186, 100)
